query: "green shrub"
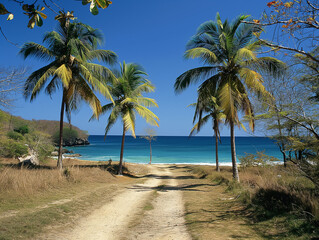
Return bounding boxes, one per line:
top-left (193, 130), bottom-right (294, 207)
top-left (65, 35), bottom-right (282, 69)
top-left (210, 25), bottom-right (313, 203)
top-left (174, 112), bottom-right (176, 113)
top-left (14, 125), bottom-right (29, 135)
top-left (7, 131), bottom-right (24, 141)
top-left (239, 151), bottom-right (279, 168)
top-left (0, 139), bottom-right (28, 158)
top-left (24, 132), bottom-right (55, 163)
top-left (52, 128), bottom-right (79, 145)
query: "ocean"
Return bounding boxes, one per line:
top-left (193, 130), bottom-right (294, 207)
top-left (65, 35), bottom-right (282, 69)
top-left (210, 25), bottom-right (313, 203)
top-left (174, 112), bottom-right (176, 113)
top-left (65, 135), bottom-right (283, 165)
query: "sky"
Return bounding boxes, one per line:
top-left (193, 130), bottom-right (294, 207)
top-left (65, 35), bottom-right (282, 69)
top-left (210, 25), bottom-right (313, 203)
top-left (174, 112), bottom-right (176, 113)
top-left (0, 0), bottom-right (271, 136)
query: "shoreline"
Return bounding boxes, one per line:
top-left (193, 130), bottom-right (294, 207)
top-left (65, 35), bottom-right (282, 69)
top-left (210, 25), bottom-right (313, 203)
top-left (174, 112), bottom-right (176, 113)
top-left (61, 156), bottom-right (283, 167)
top-left (60, 156), bottom-right (234, 166)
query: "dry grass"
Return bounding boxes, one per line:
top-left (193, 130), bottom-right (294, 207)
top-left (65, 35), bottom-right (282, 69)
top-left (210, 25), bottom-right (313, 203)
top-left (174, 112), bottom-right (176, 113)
top-left (0, 166), bottom-right (115, 198)
top-left (180, 164), bottom-right (319, 239)
top-left (0, 157), bottom-right (150, 240)
top-left (168, 165), bottom-right (261, 240)
top-left (0, 157), bottom-right (149, 200)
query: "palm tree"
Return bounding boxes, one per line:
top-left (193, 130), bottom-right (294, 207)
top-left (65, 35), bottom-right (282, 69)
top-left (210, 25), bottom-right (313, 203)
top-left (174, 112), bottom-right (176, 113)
top-left (175, 13), bottom-right (285, 181)
top-left (141, 128), bottom-right (157, 164)
top-left (189, 88), bottom-right (224, 172)
top-left (95, 62), bottom-right (159, 175)
top-left (20, 20), bottom-right (117, 169)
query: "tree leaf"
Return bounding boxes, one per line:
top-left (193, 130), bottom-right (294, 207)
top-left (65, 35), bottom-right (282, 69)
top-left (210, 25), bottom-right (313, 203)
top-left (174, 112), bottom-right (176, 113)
top-left (22, 4), bottom-right (29, 11)
top-left (7, 13), bottom-right (14, 21)
top-left (90, 4), bottom-right (99, 15)
top-left (36, 15), bottom-right (43, 27)
top-left (82, 0), bottom-right (91, 6)
top-left (28, 16), bottom-right (36, 29)
top-left (37, 11), bottom-right (47, 19)
top-left (96, 0), bottom-right (107, 9)
top-left (0, 3), bottom-right (9, 15)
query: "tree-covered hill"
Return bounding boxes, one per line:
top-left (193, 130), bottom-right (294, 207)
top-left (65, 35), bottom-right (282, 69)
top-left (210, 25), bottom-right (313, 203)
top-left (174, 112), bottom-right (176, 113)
top-left (0, 110), bottom-right (88, 139)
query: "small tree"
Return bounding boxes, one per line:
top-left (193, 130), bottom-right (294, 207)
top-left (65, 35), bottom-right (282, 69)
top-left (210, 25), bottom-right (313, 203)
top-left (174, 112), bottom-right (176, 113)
top-left (52, 127), bottom-right (78, 146)
top-left (0, 67), bottom-right (25, 109)
top-left (141, 128), bottom-right (157, 164)
top-left (14, 125), bottom-right (29, 135)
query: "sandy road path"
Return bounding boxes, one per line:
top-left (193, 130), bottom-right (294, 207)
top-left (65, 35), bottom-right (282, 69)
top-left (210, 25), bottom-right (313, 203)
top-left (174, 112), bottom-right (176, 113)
top-left (124, 166), bottom-right (191, 240)
top-left (43, 165), bottom-right (191, 240)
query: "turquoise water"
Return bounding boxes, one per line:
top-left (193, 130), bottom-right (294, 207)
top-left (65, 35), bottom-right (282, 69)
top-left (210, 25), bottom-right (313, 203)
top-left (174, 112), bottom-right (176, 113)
top-left (65, 135), bottom-right (283, 165)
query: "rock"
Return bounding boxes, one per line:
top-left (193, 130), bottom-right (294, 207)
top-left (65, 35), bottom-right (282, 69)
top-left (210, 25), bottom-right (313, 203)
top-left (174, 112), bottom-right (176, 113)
top-left (62, 148), bottom-right (71, 154)
top-left (51, 151), bottom-right (58, 156)
top-left (62, 138), bottom-right (90, 147)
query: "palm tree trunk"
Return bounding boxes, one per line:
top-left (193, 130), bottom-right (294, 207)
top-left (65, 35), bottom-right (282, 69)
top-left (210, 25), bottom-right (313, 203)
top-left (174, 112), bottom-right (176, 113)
top-left (57, 91), bottom-right (66, 170)
top-left (230, 120), bottom-right (239, 182)
top-left (215, 129), bottom-right (220, 172)
top-left (149, 141), bottom-right (152, 164)
top-left (118, 124), bottom-right (126, 175)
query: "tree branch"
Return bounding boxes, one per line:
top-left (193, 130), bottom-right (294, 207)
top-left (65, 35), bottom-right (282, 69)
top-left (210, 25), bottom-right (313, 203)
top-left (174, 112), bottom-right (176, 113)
top-left (0, 26), bottom-right (19, 47)
top-left (260, 39), bottom-right (319, 64)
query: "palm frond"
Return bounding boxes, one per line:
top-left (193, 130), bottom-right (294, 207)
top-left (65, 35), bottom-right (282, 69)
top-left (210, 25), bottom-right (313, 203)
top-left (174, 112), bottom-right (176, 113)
top-left (104, 106), bottom-right (121, 138)
top-left (19, 42), bottom-right (55, 61)
top-left (134, 105), bottom-right (159, 127)
top-left (86, 50), bottom-right (118, 65)
top-left (137, 97), bottom-right (158, 107)
top-left (190, 114), bottom-right (211, 136)
top-left (54, 64), bottom-right (72, 88)
top-left (243, 57), bottom-right (286, 78)
top-left (175, 67), bottom-right (219, 92)
top-left (79, 64), bottom-right (114, 103)
top-left (185, 47), bottom-right (218, 64)
top-left (24, 61), bottom-right (59, 100)
top-left (123, 108), bottom-right (136, 138)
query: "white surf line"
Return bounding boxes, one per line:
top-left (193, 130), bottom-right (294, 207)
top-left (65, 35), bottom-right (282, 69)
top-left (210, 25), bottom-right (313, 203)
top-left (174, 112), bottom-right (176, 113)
top-left (48, 166), bottom-right (163, 240)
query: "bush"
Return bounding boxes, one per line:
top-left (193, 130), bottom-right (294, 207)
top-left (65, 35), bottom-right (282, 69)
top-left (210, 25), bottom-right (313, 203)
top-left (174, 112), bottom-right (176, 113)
top-left (0, 139), bottom-right (28, 158)
top-left (14, 125), bottom-right (29, 135)
top-left (24, 132), bottom-right (55, 163)
top-left (52, 128), bottom-right (79, 145)
top-left (7, 131), bottom-right (24, 141)
top-left (239, 151), bottom-right (279, 168)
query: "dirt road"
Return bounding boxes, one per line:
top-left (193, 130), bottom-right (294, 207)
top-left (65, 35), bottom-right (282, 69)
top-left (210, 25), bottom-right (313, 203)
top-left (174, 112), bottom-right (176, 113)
top-left (43, 165), bottom-right (191, 240)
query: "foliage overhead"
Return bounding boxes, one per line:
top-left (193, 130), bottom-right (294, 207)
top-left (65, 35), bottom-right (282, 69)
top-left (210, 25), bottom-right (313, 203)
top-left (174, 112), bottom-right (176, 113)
top-left (0, 0), bottom-right (112, 31)
top-left (93, 61), bottom-right (159, 139)
top-left (20, 21), bottom-right (118, 120)
top-left (249, 0), bottom-right (319, 64)
top-left (189, 87), bottom-right (225, 138)
top-left (175, 13), bottom-right (285, 129)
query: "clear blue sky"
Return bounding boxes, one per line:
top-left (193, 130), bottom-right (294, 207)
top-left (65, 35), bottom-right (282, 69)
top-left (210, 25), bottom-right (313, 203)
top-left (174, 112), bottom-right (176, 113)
top-left (0, 0), bottom-right (270, 136)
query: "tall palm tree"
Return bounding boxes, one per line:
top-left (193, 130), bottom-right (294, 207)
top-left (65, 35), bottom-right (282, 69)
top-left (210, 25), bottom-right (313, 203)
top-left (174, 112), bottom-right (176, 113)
top-left (95, 62), bottom-right (159, 175)
top-left (20, 20), bottom-right (117, 169)
top-left (189, 88), bottom-right (224, 172)
top-left (175, 13), bottom-right (285, 181)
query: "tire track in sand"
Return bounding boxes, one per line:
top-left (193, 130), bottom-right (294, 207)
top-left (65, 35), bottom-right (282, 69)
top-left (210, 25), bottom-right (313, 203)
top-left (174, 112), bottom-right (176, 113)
top-left (123, 166), bottom-right (191, 240)
top-left (42, 165), bottom-right (191, 240)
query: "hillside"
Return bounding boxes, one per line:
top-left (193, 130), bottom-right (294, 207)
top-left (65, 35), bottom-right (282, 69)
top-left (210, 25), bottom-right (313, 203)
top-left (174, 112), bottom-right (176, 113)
top-left (0, 110), bottom-right (88, 139)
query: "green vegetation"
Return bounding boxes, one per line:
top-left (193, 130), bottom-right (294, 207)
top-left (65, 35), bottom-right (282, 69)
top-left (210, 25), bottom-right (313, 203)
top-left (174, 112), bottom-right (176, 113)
top-left (140, 128), bottom-right (157, 164)
top-left (7, 131), bottom-right (24, 141)
top-left (174, 164), bottom-right (319, 239)
top-left (20, 18), bottom-right (117, 169)
top-left (239, 151), bottom-right (279, 168)
top-left (52, 128), bottom-right (79, 146)
top-left (0, 138), bottom-right (28, 158)
top-left (0, 1), bottom-right (112, 31)
top-left (0, 158), bottom-right (148, 240)
top-left (189, 87), bottom-right (225, 172)
top-left (175, 13), bottom-right (285, 181)
top-left (1, 1), bottom-right (319, 239)
top-left (92, 61), bottom-right (159, 175)
top-left (14, 125), bottom-right (29, 135)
